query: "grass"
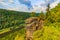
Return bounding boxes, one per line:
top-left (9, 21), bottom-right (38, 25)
top-left (33, 26), bottom-right (60, 40)
top-left (0, 28), bottom-right (10, 34)
top-left (0, 28), bottom-right (25, 40)
top-left (0, 23), bottom-right (60, 40)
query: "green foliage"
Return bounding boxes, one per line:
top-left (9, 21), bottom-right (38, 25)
top-left (0, 3), bottom-right (60, 40)
top-left (38, 12), bottom-right (45, 20)
top-left (50, 3), bottom-right (60, 22)
top-left (45, 3), bottom-right (50, 19)
top-left (33, 26), bottom-right (60, 40)
top-left (45, 3), bottom-right (60, 23)
top-left (33, 3), bottom-right (60, 40)
top-left (0, 23), bottom-right (60, 40)
top-left (0, 28), bottom-right (25, 40)
top-left (0, 9), bottom-right (30, 30)
top-left (30, 12), bottom-right (36, 17)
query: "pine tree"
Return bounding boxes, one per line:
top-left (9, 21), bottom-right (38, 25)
top-left (38, 12), bottom-right (45, 20)
top-left (30, 12), bottom-right (36, 17)
top-left (46, 3), bottom-right (50, 19)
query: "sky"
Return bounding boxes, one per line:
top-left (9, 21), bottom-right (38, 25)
top-left (0, 0), bottom-right (60, 12)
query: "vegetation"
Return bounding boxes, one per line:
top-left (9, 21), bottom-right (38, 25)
top-left (0, 9), bottom-right (39, 30)
top-left (0, 3), bottom-right (60, 40)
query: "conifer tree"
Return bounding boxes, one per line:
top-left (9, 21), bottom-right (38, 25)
top-left (30, 12), bottom-right (36, 17)
top-left (46, 3), bottom-right (50, 19)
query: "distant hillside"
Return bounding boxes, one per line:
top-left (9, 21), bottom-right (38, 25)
top-left (0, 9), bottom-right (39, 30)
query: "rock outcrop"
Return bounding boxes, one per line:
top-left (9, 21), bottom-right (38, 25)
top-left (25, 17), bottom-right (44, 40)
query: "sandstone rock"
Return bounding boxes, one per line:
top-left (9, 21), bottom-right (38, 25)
top-left (25, 17), bottom-right (44, 40)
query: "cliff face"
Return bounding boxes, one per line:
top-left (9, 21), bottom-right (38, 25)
top-left (25, 17), bottom-right (44, 40)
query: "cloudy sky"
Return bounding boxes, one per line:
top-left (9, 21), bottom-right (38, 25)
top-left (0, 0), bottom-right (60, 12)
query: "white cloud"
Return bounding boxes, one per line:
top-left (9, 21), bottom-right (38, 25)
top-left (31, 4), bottom-right (47, 12)
top-left (25, 0), bottom-right (28, 1)
top-left (46, 0), bottom-right (48, 1)
top-left (0, 0), bottom-right (60, 13)
top-left (31, 1), bottom-right (47, 12)
top-left (9, 0), bottom-right (14, 3)
top-left (0, 0), bottom-right (14, 6)
top-left (7, 7), bottom-right (19, 11)
top-left (0, 0), bottom-right (28, 12)
top-left (0, 1), bottom-right (8, 6)
top-left (50, 1), bottom-right (60, 9)
top-left (7, 4), bottom-right (29, 12)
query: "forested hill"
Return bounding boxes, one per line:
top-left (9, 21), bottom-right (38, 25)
top-left (0, 9), bottom-right (31, 20)
top-left (0, 9), bottom-right (39, 30)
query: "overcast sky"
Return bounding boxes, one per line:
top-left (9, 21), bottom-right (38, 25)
top-left (0, 0), bottom-right (60, 12)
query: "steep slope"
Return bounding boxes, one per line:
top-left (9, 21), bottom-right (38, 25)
top-left (0, 9), bottom-right (31, 30)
